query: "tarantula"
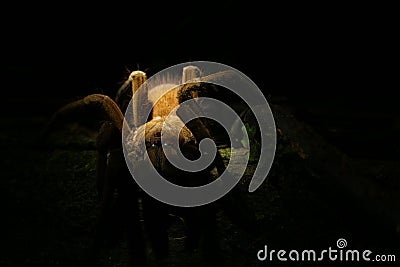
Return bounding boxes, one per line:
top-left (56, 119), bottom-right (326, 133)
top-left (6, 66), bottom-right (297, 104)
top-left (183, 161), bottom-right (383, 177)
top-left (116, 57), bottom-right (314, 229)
top-left (43, 65), bottom-right (256, 266)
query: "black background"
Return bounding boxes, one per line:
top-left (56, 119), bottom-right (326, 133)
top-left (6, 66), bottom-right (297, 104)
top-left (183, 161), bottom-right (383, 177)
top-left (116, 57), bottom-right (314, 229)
top-left (2, 3), bottom-right (396, 99)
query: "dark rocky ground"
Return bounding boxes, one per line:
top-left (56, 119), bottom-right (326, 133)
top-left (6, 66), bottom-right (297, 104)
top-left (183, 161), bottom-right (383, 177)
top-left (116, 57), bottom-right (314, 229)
top-left (1, 93), bottom-right (399, 267)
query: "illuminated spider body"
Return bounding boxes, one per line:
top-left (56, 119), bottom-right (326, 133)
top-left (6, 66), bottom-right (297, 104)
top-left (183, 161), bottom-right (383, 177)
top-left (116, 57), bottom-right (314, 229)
top-left (44, 66), bottom-right (233, 266)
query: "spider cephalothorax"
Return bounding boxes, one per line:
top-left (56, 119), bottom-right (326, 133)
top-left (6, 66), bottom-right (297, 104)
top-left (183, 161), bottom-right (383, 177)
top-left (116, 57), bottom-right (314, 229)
top-left (43, 65), bottom-right (256, 266)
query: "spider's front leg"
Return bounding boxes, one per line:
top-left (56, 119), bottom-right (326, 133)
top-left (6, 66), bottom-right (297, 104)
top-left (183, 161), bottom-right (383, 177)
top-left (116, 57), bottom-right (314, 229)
top-left (176, 77), bottom-right (260, 240)
top-left (176, 80), bottom-right (226, 175)
top-left (41, 70), bottom-right (151, 266)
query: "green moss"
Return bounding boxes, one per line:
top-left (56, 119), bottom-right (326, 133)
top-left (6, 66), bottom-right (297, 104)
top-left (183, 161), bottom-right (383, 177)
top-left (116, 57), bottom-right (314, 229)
top-left (218, 147), bottom-right (231, 160)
